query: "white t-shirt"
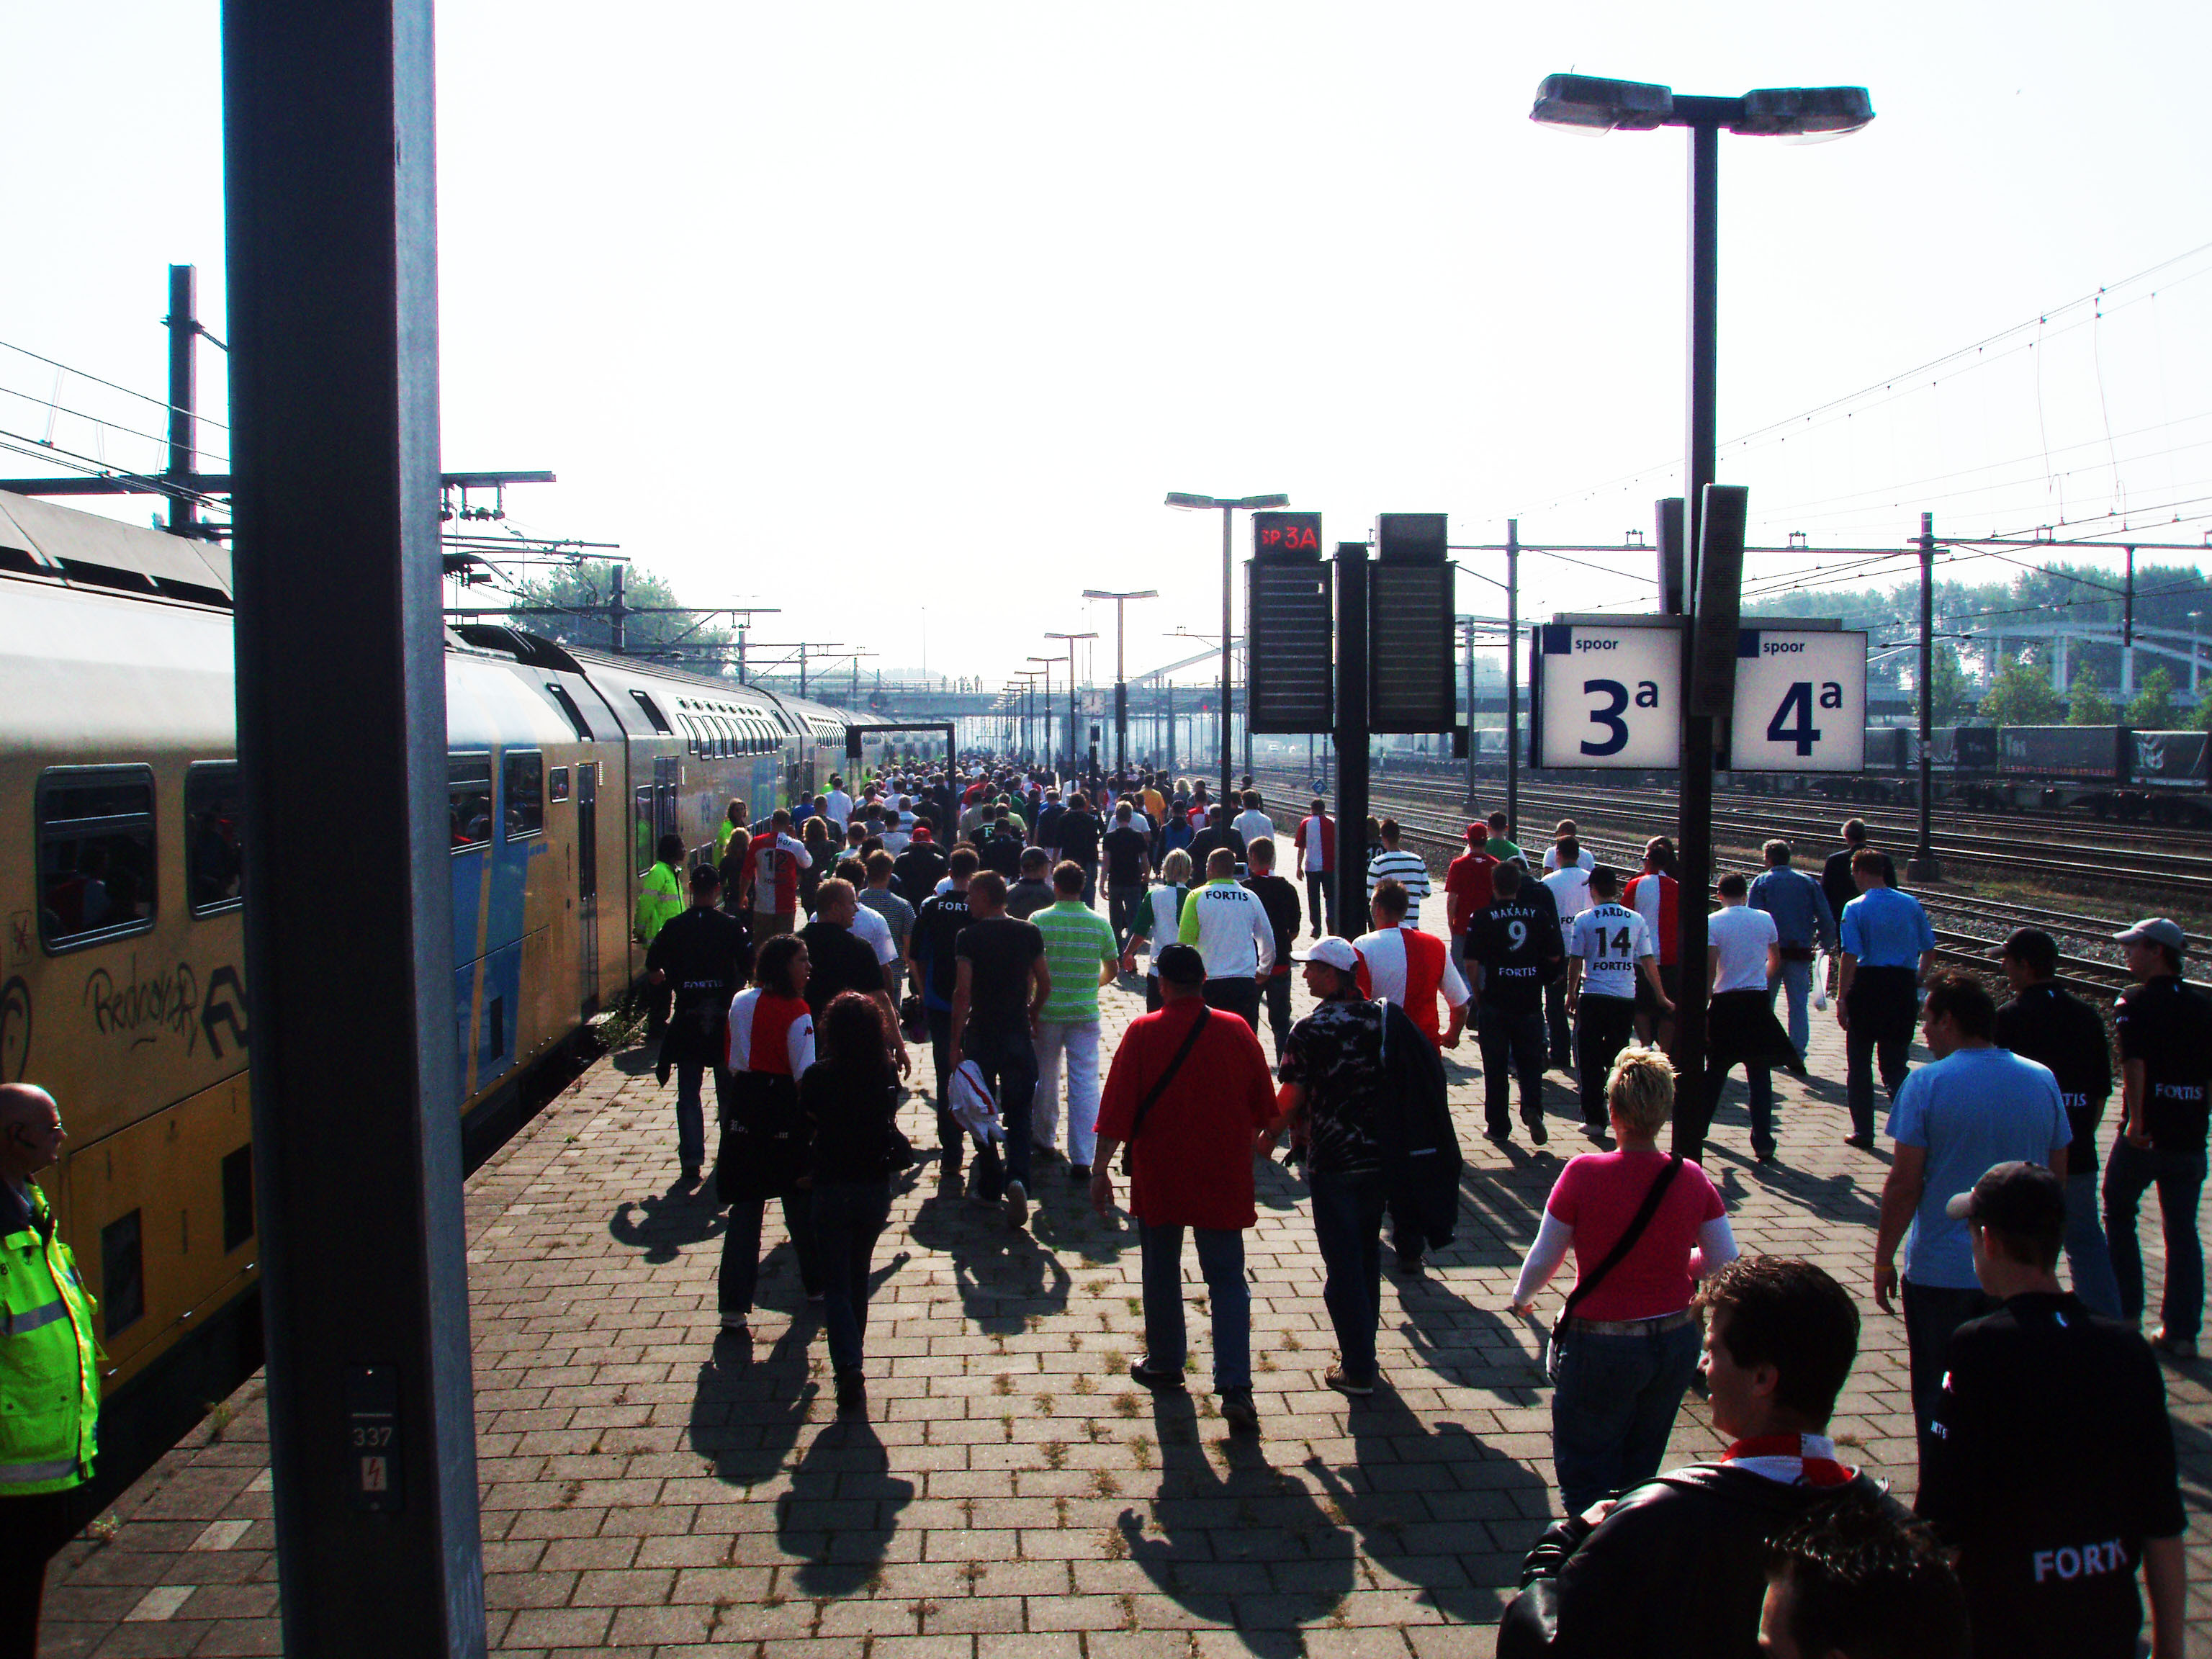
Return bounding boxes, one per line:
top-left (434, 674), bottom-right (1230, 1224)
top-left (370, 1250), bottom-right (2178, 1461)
top-left (1233, 809), bottom-right (1274, 847)
top-left (1569, 902), bottom-right (1651, 1001)
top-left (1354, 925), bottom-right (1470, 1012)
top-left (1540, 866), bottom-right (1593, 949)
top-left (1542, 845), bottom-right (1598, 873)
top-left (824, 788), bottom-right (854, 830)
top-left (1303, 816), bottom-right (1328, 868)
top-left (847, 904), bottom-right (898, 968)
top-left (1707, 902), bottom-right (1779, 995)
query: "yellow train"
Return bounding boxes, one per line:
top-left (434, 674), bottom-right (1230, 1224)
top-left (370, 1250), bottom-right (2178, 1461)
top-left (0, 487), bottom-right (881, 1503)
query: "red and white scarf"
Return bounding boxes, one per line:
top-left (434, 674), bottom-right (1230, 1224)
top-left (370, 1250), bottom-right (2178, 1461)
top-left (1723, 1433), bottom-right (1855, 1488)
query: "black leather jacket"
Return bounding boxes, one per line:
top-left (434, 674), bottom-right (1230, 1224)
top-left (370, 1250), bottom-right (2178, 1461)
top-left (1499, 1464), bottom-right (1909, 1659)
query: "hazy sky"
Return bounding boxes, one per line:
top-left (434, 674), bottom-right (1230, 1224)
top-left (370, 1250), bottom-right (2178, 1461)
top-left (7, 2), bottom-right (2211, 691)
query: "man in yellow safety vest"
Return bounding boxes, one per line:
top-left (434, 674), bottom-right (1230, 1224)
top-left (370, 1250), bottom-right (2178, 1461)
top-left (1, 1083), bottom-right (99, 1658)
top-left (634, 833), bottom-right (688, 948)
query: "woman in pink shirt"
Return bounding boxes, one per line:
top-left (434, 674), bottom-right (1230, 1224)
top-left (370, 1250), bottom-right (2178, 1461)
top-left (1509, 1050), bottom-right (1739, 1515)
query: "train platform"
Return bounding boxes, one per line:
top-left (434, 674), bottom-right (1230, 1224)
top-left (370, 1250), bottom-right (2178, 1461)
top-left (35, 891), bottom-right (2212, 1659)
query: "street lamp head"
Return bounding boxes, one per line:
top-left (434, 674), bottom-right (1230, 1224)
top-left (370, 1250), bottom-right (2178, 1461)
top-left (1165, 492), bottom-right (1220, 511)
top-left (1045, 631), bottom-right (1100, 642)
top-left (1532, 75), bottom-right (1871, 140)
top-left (1531, 73), bottom-right (1673, 132)
top-left (1230, 493), bottom-right (1291, 511)
top-left (1084, 589), bottom-right (1160, 601)
top-left (1733, 86), bottom-right (1874, 139)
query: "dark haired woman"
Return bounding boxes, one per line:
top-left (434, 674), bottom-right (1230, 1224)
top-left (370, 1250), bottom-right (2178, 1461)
top-left (796, 815), bottom-right (833, 917)
top-left (719, 935), bottom-right (820, 1332)
top-left (801, 989), bottom-right (906, 1416)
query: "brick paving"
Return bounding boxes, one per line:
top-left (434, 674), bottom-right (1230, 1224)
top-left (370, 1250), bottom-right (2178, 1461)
top-left (36, 891), bottom-right (2212, 1658)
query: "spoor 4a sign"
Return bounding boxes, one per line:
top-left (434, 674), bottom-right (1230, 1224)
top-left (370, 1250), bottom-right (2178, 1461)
top-left (1729, 630), bottom-right (1866, 773)
top-left (1533, 624), bottom-right (1681, 769)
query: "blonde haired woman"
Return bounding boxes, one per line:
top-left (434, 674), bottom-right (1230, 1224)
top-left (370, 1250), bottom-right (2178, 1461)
top-left (1509, 1049), bottom-right (1738, 1515)
top-left (1119, 848), bottom-right (1193, 1012)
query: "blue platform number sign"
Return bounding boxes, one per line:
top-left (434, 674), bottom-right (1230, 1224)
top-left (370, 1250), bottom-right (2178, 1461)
top-left (1533, 624), bottom-right (1682, 770)
top-left (1730, 631), bottom-right (1867, 773)
top-left (346, 1364), bottom-right (403, 1513)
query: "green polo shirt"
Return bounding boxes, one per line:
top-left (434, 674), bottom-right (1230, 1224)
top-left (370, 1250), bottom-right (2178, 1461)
top-left (1033, 898), bottom-right (1117, 1023)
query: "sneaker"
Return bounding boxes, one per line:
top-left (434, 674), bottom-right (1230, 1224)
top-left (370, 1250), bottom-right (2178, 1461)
top-left (719, 1312), bottom-right (749, 1333)
top-left (2151, 1328), bottom-right (2199, 1360)
top-left (1004, 1179), bottom-right (1029, 1228)
top-left (1219, 1388), bottom-right (1260, 1432)
top-left (1524, 1112), bottom-right (1549, 1147)
top-left (1323, 1367), bottom-right (1375, 1398)
top-left (1069, 1164), bottom-right (1091, 1182)
top-left (835, 1371), bottom-right (868, 1418)
top-left (1130, 1358), bottom-right (1187, 1392)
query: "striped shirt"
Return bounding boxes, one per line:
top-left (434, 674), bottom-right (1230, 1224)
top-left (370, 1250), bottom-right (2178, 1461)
top-left (1033, 899), bottom-right (1118, 1023)
top-left (1366, 846), bottom-right (1431, 903)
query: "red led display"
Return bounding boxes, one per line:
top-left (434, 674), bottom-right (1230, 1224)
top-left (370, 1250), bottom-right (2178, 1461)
top-left (1252, 511), bottom-right (1323, 560)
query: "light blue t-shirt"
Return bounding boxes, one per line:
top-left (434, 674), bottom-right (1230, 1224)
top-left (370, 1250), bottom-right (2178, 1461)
top-left (1887, 1045), bottom-right (2071, 1290)
top-left (1840, 886), bottom-right (1934, 968)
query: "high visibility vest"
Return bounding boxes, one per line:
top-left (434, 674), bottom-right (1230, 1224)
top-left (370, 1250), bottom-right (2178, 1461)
top-left (0, 1182), bottom-right (99, 1496)
top-left (634, 860), bottom-right (685, 945)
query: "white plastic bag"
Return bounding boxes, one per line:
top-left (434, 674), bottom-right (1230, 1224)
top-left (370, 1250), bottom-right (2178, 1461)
top-left (948, 1059), bottom-right (1003, 1144)
top-left (1811, 950), bottom-right (1830, 1012)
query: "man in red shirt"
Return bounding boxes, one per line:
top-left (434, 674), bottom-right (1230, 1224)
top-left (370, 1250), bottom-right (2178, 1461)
top-left (1444, 823), bottom-right (1500, 986)
top-left (1354, 878), bottom-right (1468, 1050)
top-left (1091, 943), bottom-right (1277, 1434)
top-left (1622, 835), bottom-right (1681, 1050)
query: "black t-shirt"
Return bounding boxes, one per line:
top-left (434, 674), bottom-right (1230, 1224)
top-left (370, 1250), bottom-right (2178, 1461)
top-left (2115, 975), bottom-right (2212, 1151)
top-left (1187, 825), bottom-right (1246, 874)
top-left (796, 920), bottom-right (886, 1019)
top-left (911, 889), bottom-right (971, 1007)
top-left (957, 914), bottom-right (1044, 1027)
top-left (1102, 824), bottom-right (1152, 889)
top-left (891, 842), bottom-right (948, 905)
top-left (1007, 876), bottom-right (1055, 920)
top-left (981, 830), bottom-right (1024, 878)
top-left (1821, 846), bottom-right (1860, 926)
top-left (1241, 874), bottom-right (1303, 972)
top-left (1467, 897), bottom-right (1554, 1015)
top-left (800, 1059), bottom-right (902, 1186)
top-left (1058, 810), bottom-right (1102, 866)
top-left (1996, 984), bottom-right (2114, 1176)
top-left (1035, 802), bottom-right (1066, 847)
top-left (1918, 1292), bottom-right (2185, 1658)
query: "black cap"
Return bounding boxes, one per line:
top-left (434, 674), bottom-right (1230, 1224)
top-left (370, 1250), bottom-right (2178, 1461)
top-left (1945, 1161), bottom-right (2065, 1244)
top-left (1154, 943), bottom-right (1207, 988)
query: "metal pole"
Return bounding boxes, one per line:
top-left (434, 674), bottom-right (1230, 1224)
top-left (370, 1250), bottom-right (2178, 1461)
top-left (164, 264), bottom-right (198, 538)
top-left (2123, 545), bottom-right (2136, 697)
top-left (222, 0), bottom-right (485, 1650)
top-left (608, 562), bottom-right (626, 655)
top-left (1506, 518), bottom-right (1520, 837)
top-left (1332, 539), bottom-right (1370, 940)
top-left (1220, 505), bottom-right (1234, 806)
top-left (1908, 512), bottom-right (1942, 881)
top-left (1463, 616), bottom-right (1478, 807)
top-left (1672, 121), bottom-right (1720, 1122)
top-left (736, 625), bottom-right (747, 684)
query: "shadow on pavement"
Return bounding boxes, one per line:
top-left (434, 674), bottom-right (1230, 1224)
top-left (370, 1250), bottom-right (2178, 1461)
top-left (781, 1420), bottom-right (917, 1599)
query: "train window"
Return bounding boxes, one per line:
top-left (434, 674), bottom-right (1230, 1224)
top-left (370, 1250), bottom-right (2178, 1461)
top-left (549, 765), bottom-right (570, 804)
top-left (184, 762), bottom-right (244, 916)
top-left (629, 689), bottom-right (673, 734)
top-left (449, 754), bottom-right (493, 850)
top-left (634, 787), bottom-right (653, 876)
top-left (36, 766), bottom-right (157, 953)
top-left (102, 1209), bottom-right (145, 1336)
top-left (544, 681), bottom-right (593, 742)
top-left (221, 1143), bottom-right (254, 1254)
top-left (503, 750), bottom-right (544, 839)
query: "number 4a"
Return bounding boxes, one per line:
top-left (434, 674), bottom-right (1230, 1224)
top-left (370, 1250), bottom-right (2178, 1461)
top-left (1768, 680), bottom-right (1843, 756)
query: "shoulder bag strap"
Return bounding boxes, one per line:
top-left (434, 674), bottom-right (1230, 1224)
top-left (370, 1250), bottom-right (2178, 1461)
top-left (1127, 1008), bottom-right (1213, 1145)
top-left (1552, 1154), bottom-right (1684, 1335)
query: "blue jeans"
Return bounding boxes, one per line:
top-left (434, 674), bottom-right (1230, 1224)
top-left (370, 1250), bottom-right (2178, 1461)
top-left (966, 1019), bottom-right (1038, 1200)
top-left (1550, 1318), bottom-right (1701, 1516)
top-left (721, 1193), bottom-right (822, 1315)
top-left (673, 1061), bottom-right (717, 1171)
top-left (1309, 1168), bottom-right (1388, 1382)
top-left (1138, 1222), bottom-right (1251, 1390)
top-left (1766, 958), bottom-right (1812, 1061)
top-left (1902, 1279), bottom-right (1995, 1458)
top-left (2104, 1139), bottom-right (2207, 1341)
top-left (2064, 1167), bottom-right (2123, 1319)
top-left (811, 1179), bottom-right (892, 1375)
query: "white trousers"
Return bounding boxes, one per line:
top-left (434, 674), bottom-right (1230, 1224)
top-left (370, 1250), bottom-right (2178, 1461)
top-left (1031, 1018), bottom-right (1102, 1168)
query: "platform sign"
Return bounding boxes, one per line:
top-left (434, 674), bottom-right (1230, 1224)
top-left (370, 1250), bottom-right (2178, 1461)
top-left (1729, 629), bottom-right (1866, 773)
top-left (1532, 623), bottom-right (1682, 768)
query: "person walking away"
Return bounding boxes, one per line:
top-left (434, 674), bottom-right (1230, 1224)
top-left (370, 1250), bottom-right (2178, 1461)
top-left (714, 796), bottom-right (747, 867)
top-left (1031, 862), bottom-right (1119, 1177)
top-left (720, 936), bottom-right (824, 1330)
top-left (950, 871), bottom-right (1050, 1226)
top-left (1467, 863), bottom-right (1557, 1146)
top-left (1622, 837), bottom-right (1681, 1052)
top-left (1541, 820), bottom-right (1595, 873)
top-left (741, 809), bottom-right (815, 940)
top-left (1092, 943), bottom-right (1277, 1431)
top-left (1177, 847), bottom-right (1274, 1033)
top-left (1365, 818), bottom-right (1429, 906)
top-left (979, 807), bottom-right (1024, 880)
top-left (1354, 878), bottom-right (1469, 1051)
top-left (1232, 789), bottom-right (1273, 848)
top-left (798, 878), bottom-right (909, 1076)
top-left (1916, 1161), bottom-right (2186, 1659)
top-left (1821, 819), bottom-right (1869, 945)
top-left (0, 1085), bottom-right (99, 1659)
top-left (718, 822), bottom-right (752, 918)
top-left (800, 991), bottom-right (909, 1420)
top-left (1241, 837), bottom-right (1303, 1060)
top-left (1101, 802), bottom-right (1154, 945)
top-left (1758, 1496), bottom-right (1972, 1659)
top-left (859, 851), bottom-right (917, 1010)
top-left (796, 814), bottom-right (835, 915)
top-left (634, 832), bottom-right (686, 950)
top-left (1835, 848), bottom-right (1936, 1149)
top-left (1539, 840), bottom-right (1593, 1070)
top-left (1120, 848), bottom-right (1192, 1012)
top-left (1444, 824), bottom-right (1500, 990)
top-left (1870, 972), bottom-right (2069, 1462)
top-left (1509, 1051), bottom-right (1735, 1514)
top-left (1296, 796), bottom-right (1336, 936)
top-left (2103, 915), bottom-right (2212, 1357)
top-left (1187, 804), bottom-right (1246, 876)
top-left (1694, 873), bottom-right (1801, 1164)
top-left (1484, 810), bottom-right (1525, 869)
top-left (907, 847), bottom-right (978, 1177)
top-left (891, 823), bottom-right (948, 907)
top-left (1033, 788), bottom-right (1065, 863)
top-left (1566, 866), bottom-right (1667, 1141)
top-left (1500, 1257), bottom-right (1907, 1659)
top-left (1058, 791), bottom-right (1104, 907)
top-left (646, 863), bottom-right (751, 1182)
top-left (1007, 847), bottom-right (1056, 920)
top-left (1993, 927), bottom-right (2122, 1318)
top-left (1748, 839), bottom-right (1836, 1065)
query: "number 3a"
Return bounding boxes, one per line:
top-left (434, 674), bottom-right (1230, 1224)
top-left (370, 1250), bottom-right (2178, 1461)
top-left (1582, 679), bottom-right (1629, 756)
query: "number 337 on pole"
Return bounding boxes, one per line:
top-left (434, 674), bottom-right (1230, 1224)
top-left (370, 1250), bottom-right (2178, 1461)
top-left (1532, 624), bottom-right (1866, 772)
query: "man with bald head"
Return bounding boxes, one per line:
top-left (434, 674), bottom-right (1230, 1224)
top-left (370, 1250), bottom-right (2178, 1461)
top-left (1, 1083), bottom-right (101, 1657)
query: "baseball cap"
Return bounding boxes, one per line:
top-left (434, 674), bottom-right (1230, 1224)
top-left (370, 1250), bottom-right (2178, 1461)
top-left (1153, 943), bottom-right (1208, 987)
top-left (1944, 1161), bottom-right (2066, 1241)
top-left (1465, 822), bottom-right (1487, 842)
top-left (2114, 917), bottom-right (2186, 955)
top-left (1293, 937), bottom-right (1361, 974)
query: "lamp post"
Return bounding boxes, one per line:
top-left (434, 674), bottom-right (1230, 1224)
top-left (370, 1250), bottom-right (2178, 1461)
top-left (1166, 491), bottom-right (1290, 806)
top-left (1026, 656), bottom-right (1056, 768)
top-left (1530, 72), bottom-right (1874, 1138)
top-left (1046, 631), bottom-right (1099, 782)
top-left (1083, 588), bottom-right (1158, 778)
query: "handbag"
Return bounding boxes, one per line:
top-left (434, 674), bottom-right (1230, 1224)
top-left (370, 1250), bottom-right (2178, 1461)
top-left (1117, 1007), bottom-right (1212, 1178)
top-left (1544, 1154), bottom-right (1684, 1383)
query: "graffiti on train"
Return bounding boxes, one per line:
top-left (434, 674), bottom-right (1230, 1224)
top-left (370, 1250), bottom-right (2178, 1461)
top-left (83, 955), bottom-right (207, 1053)
top-left (1, 977), bottom-right (29, 1080)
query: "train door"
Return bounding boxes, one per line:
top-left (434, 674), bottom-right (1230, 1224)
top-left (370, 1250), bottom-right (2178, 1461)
top-left (577, 762), bottom-right (599, 1017)
top-left (655, 755), bottom-right (678, 847)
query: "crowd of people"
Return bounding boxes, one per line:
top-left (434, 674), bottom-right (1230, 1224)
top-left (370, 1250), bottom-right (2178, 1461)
top-left (622, 762), bottom-right (2206, 1657)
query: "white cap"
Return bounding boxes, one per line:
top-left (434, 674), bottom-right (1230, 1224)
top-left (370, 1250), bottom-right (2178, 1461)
top-left (1293, 937), bottom-right (1361, 973)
